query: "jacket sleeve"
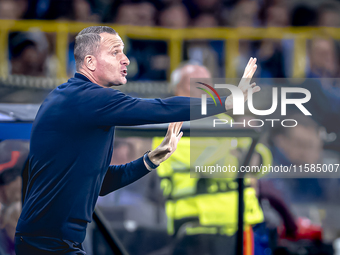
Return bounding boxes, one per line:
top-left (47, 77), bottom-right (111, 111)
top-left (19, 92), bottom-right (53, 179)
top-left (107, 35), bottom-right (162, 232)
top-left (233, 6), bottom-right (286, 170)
top-left (78, 84), bottom-right (227, 126)
top-left (99, 156), bottom-right (150, 196)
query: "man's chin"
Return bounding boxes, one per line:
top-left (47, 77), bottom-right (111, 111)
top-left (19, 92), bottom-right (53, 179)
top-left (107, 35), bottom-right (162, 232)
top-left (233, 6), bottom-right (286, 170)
top-left (108, 78), bottom-right (127, 87)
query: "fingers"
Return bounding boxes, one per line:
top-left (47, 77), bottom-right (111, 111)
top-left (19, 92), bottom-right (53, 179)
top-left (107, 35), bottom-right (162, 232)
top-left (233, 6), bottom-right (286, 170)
top-left (245, 57), bottom-right (253, 73)
top-left (166, 123), bottom-right (174, 136)
top-left (246, 57), bottom-right (255, 71)
top-left (252, 86), bottom-right (261, 93)
top-left (176, 122), bottom-right (183, 136)
top-left (173, 122), bottom-right (179, 134)
top-left (171, 122), bottom-right (183, 136)
top-left (245, 61), bottom-right (257, 80)
top-left (248, 84), bottom-right (261, 94)
top-left (166, 122), bottom-right (183, 144)
top-left (243, 57), bottom-right (257, 78)
top-left (242, 59), bottom-right (250, 78)
top-left (249, 63), bottom-right (257, 78)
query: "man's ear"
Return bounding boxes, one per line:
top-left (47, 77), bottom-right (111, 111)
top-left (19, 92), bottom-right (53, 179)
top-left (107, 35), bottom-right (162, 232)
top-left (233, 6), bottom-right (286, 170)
top-left (84, 55), bottom-right (96, 71)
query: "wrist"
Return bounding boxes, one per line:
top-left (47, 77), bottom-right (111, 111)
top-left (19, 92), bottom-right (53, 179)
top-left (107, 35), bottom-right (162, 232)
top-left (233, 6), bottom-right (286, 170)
top-left (143, 151), bottom-right (159, 170)
top-left (143, 156), bottom-right (153, 171)
top-left (147, 150), bottom-right (161, 166)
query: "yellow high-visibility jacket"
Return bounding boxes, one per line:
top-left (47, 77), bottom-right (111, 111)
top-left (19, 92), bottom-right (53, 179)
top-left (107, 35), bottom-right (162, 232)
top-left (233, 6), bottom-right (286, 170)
top-left (152, 116), bottom-right (272, 236)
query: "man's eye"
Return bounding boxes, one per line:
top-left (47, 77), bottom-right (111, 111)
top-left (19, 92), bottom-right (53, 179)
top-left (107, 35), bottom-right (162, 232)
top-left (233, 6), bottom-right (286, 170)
top-left (113, 51), bottom-right (118, 56)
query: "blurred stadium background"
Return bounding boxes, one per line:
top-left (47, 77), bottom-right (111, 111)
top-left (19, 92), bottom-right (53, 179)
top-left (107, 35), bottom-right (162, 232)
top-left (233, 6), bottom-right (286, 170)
top-left (2, 0), bottom-right (340, 101)
top-left (1, 0), bottom-right (340, 254)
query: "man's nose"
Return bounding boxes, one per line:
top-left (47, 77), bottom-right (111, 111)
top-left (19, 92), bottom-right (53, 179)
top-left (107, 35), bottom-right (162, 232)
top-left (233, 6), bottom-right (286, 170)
top-left (121, 54), bottom-right (130, 66)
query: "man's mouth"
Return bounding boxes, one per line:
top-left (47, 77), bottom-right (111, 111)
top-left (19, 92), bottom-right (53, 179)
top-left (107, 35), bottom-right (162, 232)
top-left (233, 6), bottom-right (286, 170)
top-left (121, 70), bottom-right (127, 76)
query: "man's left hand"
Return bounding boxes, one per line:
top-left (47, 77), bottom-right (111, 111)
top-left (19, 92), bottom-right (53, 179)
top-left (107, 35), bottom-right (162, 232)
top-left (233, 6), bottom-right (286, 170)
top-left (145, 122), bottom-right (183, 169)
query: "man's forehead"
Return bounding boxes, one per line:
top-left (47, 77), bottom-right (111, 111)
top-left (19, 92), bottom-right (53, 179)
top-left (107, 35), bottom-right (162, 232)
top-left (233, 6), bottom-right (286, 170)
top-left (100, 33), bottom-right (124, 48)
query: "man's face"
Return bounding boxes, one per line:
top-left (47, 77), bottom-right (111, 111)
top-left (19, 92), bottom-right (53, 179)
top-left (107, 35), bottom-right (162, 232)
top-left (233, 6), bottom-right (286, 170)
top-left (95, 33), bottom-right (130, 86)
top-left (310, 39), bottom-right (337, 77)
top-left (177, 65), bottom-right (211, 97)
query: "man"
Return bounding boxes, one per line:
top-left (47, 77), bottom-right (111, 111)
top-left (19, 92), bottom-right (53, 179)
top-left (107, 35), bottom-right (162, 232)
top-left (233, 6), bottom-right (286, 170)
top-left (9, 32), bottom-right (49, 77)
top-left (15, 26), bottom-right (259, 254)
top-left (269, 113), bottom-right (323, 202)
top-left (153, 64), bottom-right (269, 255)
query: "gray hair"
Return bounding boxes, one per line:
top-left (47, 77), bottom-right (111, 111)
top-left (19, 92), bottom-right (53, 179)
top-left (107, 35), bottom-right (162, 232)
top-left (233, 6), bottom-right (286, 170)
top-left (74, 26), bottom-right (117, 70)
top-left (170, 61), bottom-right (202, 92)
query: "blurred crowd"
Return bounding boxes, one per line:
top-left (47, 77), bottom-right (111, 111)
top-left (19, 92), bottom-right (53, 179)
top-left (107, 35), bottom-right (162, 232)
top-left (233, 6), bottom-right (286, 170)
top-left (94, 63), bottom-right (340, 254)
top-left (3, 0), bottom-right (340, 81)
top-left (1, 0), bottom-right (340, 254)
top-left (2, 0), bottom-right (340, 27)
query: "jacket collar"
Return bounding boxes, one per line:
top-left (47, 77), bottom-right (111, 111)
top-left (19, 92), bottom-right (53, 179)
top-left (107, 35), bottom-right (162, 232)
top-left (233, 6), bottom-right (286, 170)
top-left (74, 73), bottom-right (92, 83)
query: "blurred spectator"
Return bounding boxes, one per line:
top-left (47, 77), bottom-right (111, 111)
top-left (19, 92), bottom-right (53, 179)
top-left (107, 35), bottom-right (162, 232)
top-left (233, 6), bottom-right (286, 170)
top-left (257, 179), bottom-right (298, 238)
top-left (184, 0), bottom-right (221, 20)
top-left (270, 114), bottom-right (325, 202)
top-left (308, 38), bottom-right (339, 78)
top-left (170, 63), bottom-right (210, 96)
top-left (0, 140), bottom-right (27, 254)
top-left (115, 3), bottom-right (138, 25)
top-left (0, 201), bottom-right (21, 255)
top-left (191, 0), bottom-right (219, 12)
top-left (0, 0), bottom-right (28, 19)
top-left (111, 1), bottom-right (165, 80)
top-left (66, 0), bottom-right (101, 75)
top-left (115, 2), bottom-right (156, 26)
top-left (137, 2), bottom-right (157, 26)
top-left (73, 0), bottom-right (99, 22)
top-left (9, 31), bottom-right (50, 77)
top-left (277, 3), bottom-right (318, 77)
top-left (0, 176), bottom-right (21, 208)
top-left (229, 1), bottom-right (258, 77)
top-left (185, 13), bottom-right (219, 76)
top-left (256, 2), bottom-right (288, 78)
top-left (159, 4), bottom-right (189, 28)
top-left (229, 0), bottom-right (259, 27)
top-left (31, 0), bottom-right (73, 19)
top-left (111, 138), bottom-right (139, 165)
top-left (96, 137), bottom-right (165, 255)
top-left (0, 140), bottom-right (29, 206)
top-left (124, 38), bottom-right (168, 80)
top-left (291, 4), bottom-right (317, 27)
top-left (152, 63), bottom-right (268, 255)
top-left (270, 114), bottom-right (322, 166)
top-left (96, 136), bottom-right (165, 255)
top-left (317, 1), bottom-right (340, 27)
top-left (97, 137), bottom-right (161, 214)
top-left (191, 13), bottom-right (218, 27)
top-left (264, 3), bottom-right (289, 27)
top-left (301, 37), bottom-right (340, 143)
top-left (97, 137), bottom-right (138, 205)
top-left (25, 0), bottom-right (98, 21)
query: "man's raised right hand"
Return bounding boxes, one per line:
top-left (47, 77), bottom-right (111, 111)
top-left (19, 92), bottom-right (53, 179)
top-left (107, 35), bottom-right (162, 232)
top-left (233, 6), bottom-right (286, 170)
top-left (225, 57), bottom-right (260, 111)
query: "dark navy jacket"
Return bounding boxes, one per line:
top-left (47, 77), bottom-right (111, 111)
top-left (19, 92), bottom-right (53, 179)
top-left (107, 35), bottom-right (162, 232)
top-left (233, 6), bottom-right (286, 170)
top-left (16, 73), bottom-right (226, 243)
